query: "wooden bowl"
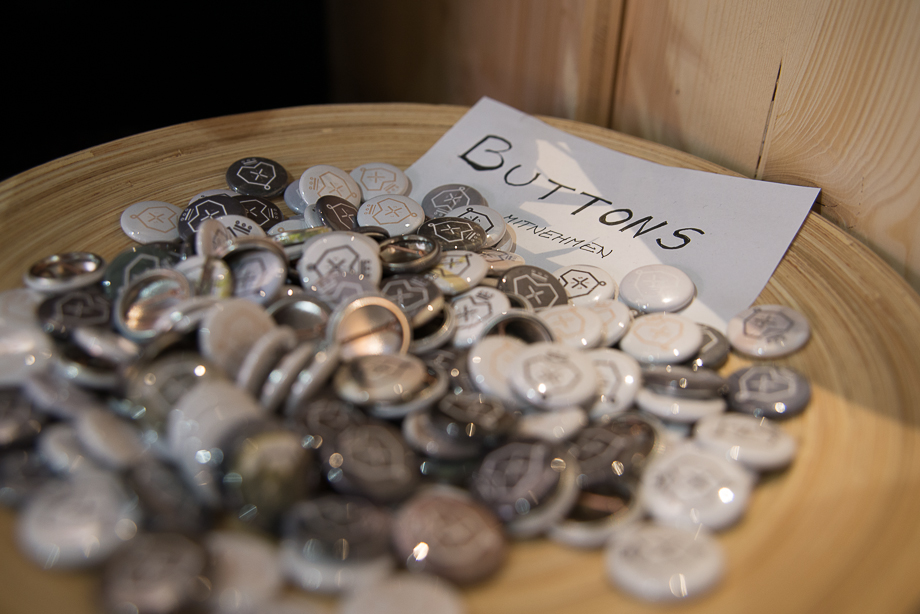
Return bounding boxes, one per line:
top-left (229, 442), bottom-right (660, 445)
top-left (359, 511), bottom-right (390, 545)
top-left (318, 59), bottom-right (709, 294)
top-left (1, 104), bottom-right (919, 614)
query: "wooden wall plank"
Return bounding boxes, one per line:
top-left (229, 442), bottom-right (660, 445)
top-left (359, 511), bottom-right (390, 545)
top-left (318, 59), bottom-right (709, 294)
top-left (326, 0), bottom-right (622, 125)
top-left (612, 0), bottom-right (920, 292)
top-left (612, 0), bottom-right (800, 177)
top-left (759, 0), bottom-right (920, 287)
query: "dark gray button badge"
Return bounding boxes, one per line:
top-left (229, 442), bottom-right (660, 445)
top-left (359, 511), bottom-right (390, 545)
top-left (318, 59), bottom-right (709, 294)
top-left (39, 287), bottom-right (112, 337)
top-left (419, 217), bottom-right (486, 252)
top-left (226, 156), bottom-right (288, 198)
top-left (727, 365), bottom-right (811, 419)
top-left (497, 265), bottom-right (568, 310)
top-left (316, 195), bottom-right (359, 231)
top-left (178, 195), bottom-right (247, 239)
top-left (325, 423), bottom-right (419, 503)
top-left (234, 196), bottom-right (283, 231)
top-left (422, 184), bottom-right (487, 218)
top-left (692, 324), bottom-right (731, 370)
top-left (101, 244), bottom-right (180, 299)
top-left (380, 274), bottom-right (444, 327)
top-left (392, 489), bottom-right (506, 585)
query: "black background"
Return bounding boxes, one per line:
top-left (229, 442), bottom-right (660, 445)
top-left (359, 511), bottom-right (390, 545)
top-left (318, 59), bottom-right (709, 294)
top-left (3, 3), bottom-right (330, 181)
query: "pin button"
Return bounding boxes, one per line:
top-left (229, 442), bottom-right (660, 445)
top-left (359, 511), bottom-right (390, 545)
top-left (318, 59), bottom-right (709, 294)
top-left (260, 342), bottom-right (318, 414)
top-left (0, 324), bottom-right (52, 387)
top-left (496, 265), bottom-right (569, 311)
top-left (549, 481), bottom-right (641, 549)
top-left (619, 313), bottom-right (703, 364)
top-left (216, 214), bottom-right (267, 239)
top-left (401, 405), bottom-right (482, 460)
top-left (605, 523), bottom-right (724, 601)
top-left (426, 250), bottom-right (488, 296)
top-left (553, 264), bottom-right (617, 305)
top-left (214, 238), bottom-right (288, 306)
top-left (281, 494), bottom-right (392, 564)
top-left (204, 531), bottom-right (283, 613)
top-left (0, 288), bottom-right (44, 328)
top-left (299, 164), bottom-right (362, 208)
top-left (479, 248), bottom-right (525, 276)
top-left (467, 335), bottom-right (526, 406)
top-left (642, 365), bottom-right (728, 399)
top-left (419, 217), bottom-right (487, 252)
top-left (0, 388), bottom-right (44, 448)
top-left (121, 200), bottom-right (183, 244)
top-left (126, 460), bottom-right (211, 534)
top-left (188, 188), bottom-right (238, 206)
top-left (635, 388), bottom-right (727, 423)
top-left (350, 162), bottom-right (411, 200)
top-left (217, 419), bottom-right (318, 527)
top-left (167, 380), bottom-right (265, 506)
top-left (102, 533), bottom-right (208, 614)
top-left (421, 183), bottom-right (487, 218)
top-left (266, 295), bottom-right (331, 343)
top-left (124, 350), bottom-right (224, 437)
top-left (691, 324), bottom-right (731, 370)
top-left (284, 391), bottom-right (366, 455)
top-left (727, 304), bottom-right (810, 358)
top-left (694, 413), bottom-right (797, 471)
top-left (199, 298), bottom-right (277, 379)
top-left (640, 443), bottom-right (755, 531)
top-left (193, 218), bottom-right (234, 258)
top-left (113, 268), bottom-right (192, 342)
top-left (284, 180), bottom-right (309, 214)
top-left (446, 204), bottom-right (506, 248)
top-left (74, 407), bottom-right (147, 470)
top-left (431, 392), bottom-right (515, 443)
top-left (726, 365), bottom-right (811, 419)
top-left (316, 195), bottom-right (359, 231)
top-left (380, 274), bottom-right (444, 328)
top-left (378, 235), bottom-right (442, 275)
top-left (101, 244), bottom-right (180, 299)
top-left (494, 223), bottom-right (517, 252)
top-left (358, 194), bottom-right (425, 236)
top-left (268, 218), bottom-right (308, 236)
top-left (327, 295), bottom-right (410, 359)
top-left (178, 195), bottom-right (247, 240)
top-left (24, 252), bottom-right (106, 294)
top-left (304, 270), bottom-right (379, 310)
top-left (17, 474), bottom-right (141, 568)
top-left (587, 348), bottom-right (643, 419)
top-left (470, 441), bottom-right (580, 537)
top-left (513, 406), bottom-right (589, 442)
top-left (226, 156), bottom-right (288, 198)
top-left (538, 304), bottom-right (604, 349)
top-left (39, 286), bottom-right (112, 338)
top-left (234, 195), bottom-right (283, 231)
top-left (408, 303), bottom-right (457, 355)
top-left (451, 286), bottom-right (511, 348)
top-left (296, 231), bottom-right (382, 288)
top-left (333, 353), bottom-right (428, 406)
top-left (507, 342), bottom-right (598, 410)
top-left (324, 423), bottom-right (419, 503)
top-left (569, 413), bottom-right (662, 488)
top-left (283, 342), bottom-right (341, 417)
top-left (618, 264), bottom-right (696, 313)
top-left (392, 488), bottom-right (506, 584)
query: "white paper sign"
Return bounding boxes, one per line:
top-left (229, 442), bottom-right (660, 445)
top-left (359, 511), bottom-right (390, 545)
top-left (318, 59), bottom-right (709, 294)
top-left (406, 98), bottom-right (820, 330)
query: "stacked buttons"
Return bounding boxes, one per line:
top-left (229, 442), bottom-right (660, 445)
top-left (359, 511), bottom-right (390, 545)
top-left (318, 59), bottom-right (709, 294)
top-left (0, 155), bottom-right (817, 610)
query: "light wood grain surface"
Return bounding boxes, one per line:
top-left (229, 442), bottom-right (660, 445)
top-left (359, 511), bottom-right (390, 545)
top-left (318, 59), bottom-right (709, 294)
top-left (612, 0), bottom-right (920, 293)
top-left (1, 104), bottom-right (920, 613)
top-left (327, 0), bottom-right (623, 126)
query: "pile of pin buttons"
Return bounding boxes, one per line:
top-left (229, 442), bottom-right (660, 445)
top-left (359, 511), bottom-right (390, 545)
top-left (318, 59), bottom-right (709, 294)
top-left (0, 155), bottom-right (814, 611)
